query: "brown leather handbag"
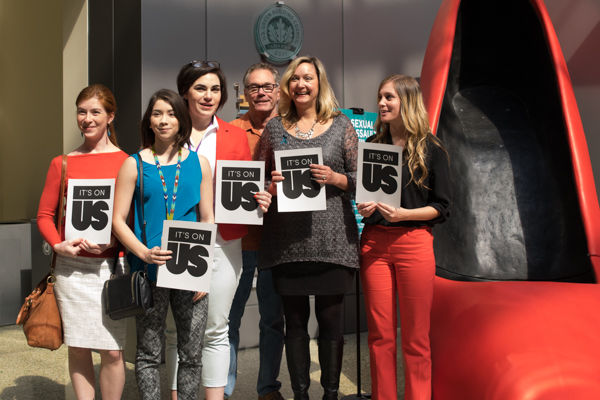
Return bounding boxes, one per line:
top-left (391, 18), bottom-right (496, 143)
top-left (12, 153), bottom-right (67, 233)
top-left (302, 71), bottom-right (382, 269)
top-left (16, 274), bottom-right (63, 350)
top-left (16, 155), bottom-right (67, 350)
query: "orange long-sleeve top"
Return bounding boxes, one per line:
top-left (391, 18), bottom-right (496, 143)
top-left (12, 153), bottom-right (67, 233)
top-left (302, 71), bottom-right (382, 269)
top-left (37, 151), bottom-right (129, 258)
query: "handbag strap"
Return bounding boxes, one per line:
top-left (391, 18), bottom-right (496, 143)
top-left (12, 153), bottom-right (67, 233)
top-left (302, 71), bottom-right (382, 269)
top-left (50, 155), bottom-right (68, 275)
top-left (195, 152), bottom-right (202, 221)
top-left (108, 154), bottom-right (148, 276)
top-left (137, 153), bottom-right (149, 274)
top-left (137, 153), bottom-right (148, 247)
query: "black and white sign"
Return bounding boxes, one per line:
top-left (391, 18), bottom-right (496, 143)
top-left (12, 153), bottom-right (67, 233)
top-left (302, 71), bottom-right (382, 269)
top-left (65, 179), bottom-right (115, 244)
top-left (356, 142), bottom-right (402, 205)
top-left (157, 221), bottom-right (217, 292)
top-left (215, 160), bottom-right (265, 225)
top-left (275, 147), bottom-right (326, 212)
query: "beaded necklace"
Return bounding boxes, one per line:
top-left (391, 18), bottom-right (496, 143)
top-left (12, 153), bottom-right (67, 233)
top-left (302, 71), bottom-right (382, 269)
top-left (151, 146), bottom-right (182, 220)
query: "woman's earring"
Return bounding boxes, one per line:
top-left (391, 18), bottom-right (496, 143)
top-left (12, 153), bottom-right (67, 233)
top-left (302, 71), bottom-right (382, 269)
top-left (107, 127), bottom-right (111, 137)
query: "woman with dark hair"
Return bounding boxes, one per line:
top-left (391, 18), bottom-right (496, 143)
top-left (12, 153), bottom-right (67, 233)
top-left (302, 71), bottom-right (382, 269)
top-left (37, 84), bottom-right (128, 400)
top-left (112, 89), bottom-right (214, 400)
top-left (167, 60), bottom-right (271, 400)
top-left (358, 74), bottom-right (450, 400)
top-left (255, 55), bottom-right (359, 400)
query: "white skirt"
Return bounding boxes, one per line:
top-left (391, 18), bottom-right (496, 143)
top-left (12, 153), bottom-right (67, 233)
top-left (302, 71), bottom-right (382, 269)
top-left (54, 254), bottom-right (127, 350)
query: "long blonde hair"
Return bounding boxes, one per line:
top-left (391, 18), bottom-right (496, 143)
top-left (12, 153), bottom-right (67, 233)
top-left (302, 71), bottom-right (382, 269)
top-left (373, 74), bottom-right (443, 188)
top-left (278, 56), bottom-right (340, 128)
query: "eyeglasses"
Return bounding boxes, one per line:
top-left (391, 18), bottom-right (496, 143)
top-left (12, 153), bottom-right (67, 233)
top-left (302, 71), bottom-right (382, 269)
top-left (189, 60), bottom-right (220, 69)
top-left (245, 83), bottom-right (279, 94)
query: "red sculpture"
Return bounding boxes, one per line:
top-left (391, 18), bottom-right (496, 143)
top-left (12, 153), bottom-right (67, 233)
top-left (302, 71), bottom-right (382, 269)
top-left (420, 0), bottom-right (600, 398)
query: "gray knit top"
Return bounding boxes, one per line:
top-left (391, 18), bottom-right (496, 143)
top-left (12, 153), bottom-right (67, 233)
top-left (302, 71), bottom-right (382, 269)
top-left (255, 114), bottom-right (360, 270)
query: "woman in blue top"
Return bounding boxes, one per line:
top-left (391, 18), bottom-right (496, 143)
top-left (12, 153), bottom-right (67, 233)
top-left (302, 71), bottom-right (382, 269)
top-left (112, 89), bottom-right (214, 400)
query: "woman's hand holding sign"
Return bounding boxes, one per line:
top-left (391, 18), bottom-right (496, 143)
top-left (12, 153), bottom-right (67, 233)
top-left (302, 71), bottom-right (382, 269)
top-left (375, 202), bottom-right (440, 223)
top-left (144, 245), bottom-right (173, 265)
top-left (254, 190), bottom-right (272, 213)
top-left (310, 163), bottom-right (348, 190)
top-left (79, 235), bottom-right (116, 254)
top-left (268, 170), bottom-right (285, 196)
top-left (357, 201), bottom-right (377, 218)
top-left (193, 291), bottom-right (207, 302)
top-left (53, 239), bottom-right (84, 258)
top-left (376, 202), bottom-right (407, 222)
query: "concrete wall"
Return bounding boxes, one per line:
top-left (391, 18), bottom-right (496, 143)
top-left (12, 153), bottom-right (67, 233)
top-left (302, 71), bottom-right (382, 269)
top-left (0, 0), bottom-right (88, 324)
top-left (140, 0), bottom-right (441, 121)
top-left (139, 0), bottom-right (600, 200)
top-left (0, 0), bottom-right (63, 222)
top-left (0, 224), bottom-right (31, 325)
top-left (63, 0), bottom-right (89, 153)
top-left (0, 0), bottom-right (87, 223)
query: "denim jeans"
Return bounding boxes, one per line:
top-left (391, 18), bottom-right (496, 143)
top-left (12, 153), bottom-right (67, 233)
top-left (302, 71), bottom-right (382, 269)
top-left (225, 250), bottom-right (285, 397)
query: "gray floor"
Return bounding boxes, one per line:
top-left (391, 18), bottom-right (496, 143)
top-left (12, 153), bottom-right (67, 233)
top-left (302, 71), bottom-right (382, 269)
top-left (0, 324), bottom-right (404, 399)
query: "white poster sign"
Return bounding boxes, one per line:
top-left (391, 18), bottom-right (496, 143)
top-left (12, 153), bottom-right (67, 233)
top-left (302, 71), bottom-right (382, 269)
top-left (215, 160), bottom-right (265, 225)
top-left (157, 220), bottom-right (217, 292)
top-left (65, 179), bottom-right (115, 244)
top-left (356, 142), bottom-right (403, 205)
top-left (275, 147), bottom-right (326, 212)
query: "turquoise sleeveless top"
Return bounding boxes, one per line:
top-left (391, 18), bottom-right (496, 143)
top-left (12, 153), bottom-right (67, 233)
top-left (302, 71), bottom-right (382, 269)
top-left (128, 151), bottom-right (202, 281)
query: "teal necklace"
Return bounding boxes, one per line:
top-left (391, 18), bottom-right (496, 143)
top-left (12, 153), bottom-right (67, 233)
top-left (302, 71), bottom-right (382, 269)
top-left (151, 146), bottom-right (182, 220)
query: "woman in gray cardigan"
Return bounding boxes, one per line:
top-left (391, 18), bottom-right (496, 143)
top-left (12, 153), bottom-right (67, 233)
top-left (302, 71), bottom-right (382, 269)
top-left (255, 55), bottom-right (359, 400)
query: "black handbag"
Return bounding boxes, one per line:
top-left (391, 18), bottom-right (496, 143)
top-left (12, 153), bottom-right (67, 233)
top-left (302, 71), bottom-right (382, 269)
top-left (104, 154), bottom-right (153, 320)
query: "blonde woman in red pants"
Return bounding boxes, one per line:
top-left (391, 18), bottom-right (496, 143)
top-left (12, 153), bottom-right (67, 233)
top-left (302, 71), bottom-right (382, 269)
top-left (357, 74), bottom-right (450, 400)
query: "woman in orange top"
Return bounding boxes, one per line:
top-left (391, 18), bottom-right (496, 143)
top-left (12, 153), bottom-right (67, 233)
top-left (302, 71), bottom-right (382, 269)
top-left (37, 84), bottom-right (129, 400)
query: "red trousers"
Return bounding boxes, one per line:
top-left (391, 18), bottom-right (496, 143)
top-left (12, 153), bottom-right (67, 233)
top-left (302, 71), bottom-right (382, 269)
top-left (360, 225), bottom-right (435, 400)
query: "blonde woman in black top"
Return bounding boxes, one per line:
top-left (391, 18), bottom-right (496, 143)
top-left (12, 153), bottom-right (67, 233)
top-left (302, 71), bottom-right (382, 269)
top-left (357, 74), bottom-right (450, 400)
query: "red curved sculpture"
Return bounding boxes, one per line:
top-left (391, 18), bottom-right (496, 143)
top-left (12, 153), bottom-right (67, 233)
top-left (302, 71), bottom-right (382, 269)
top-left (420, 0), bottom-right (600, 398)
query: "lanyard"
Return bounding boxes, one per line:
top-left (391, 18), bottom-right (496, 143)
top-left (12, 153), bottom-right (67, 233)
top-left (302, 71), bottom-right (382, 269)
top-left (151, 147), bottom-right (182, 220)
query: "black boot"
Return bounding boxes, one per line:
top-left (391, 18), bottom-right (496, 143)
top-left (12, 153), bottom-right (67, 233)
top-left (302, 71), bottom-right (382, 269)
top-left (318, 338), bottom-right (344, 400)
top-left (285, 336), bottom-right (311, 400)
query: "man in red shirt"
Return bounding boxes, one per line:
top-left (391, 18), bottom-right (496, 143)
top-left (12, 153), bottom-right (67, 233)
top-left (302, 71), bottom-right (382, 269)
top-left (226, 63), bottom-right (284, 400)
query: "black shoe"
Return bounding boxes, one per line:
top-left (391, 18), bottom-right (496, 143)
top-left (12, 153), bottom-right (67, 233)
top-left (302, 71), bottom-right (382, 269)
top-left (318, 338), bottom-right (343, 400)
top-left (285, 336), bottom-right (311, 400)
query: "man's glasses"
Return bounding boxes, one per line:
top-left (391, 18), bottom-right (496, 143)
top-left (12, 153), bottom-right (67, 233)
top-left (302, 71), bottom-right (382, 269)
top-left (189, 60), bottom-right (220, 69)
top-left (246, 83), bottom-right (279, 94)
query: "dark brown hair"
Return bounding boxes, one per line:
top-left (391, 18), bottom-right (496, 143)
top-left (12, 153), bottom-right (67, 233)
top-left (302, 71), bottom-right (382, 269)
top-left (176, 61), bottom-right (227, 110)
top-left (140, 89), bottom-right (192, 149)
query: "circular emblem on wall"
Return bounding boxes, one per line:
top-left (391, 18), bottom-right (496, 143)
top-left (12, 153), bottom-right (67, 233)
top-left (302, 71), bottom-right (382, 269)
top-left (254, 2), bottom-right (303, 65)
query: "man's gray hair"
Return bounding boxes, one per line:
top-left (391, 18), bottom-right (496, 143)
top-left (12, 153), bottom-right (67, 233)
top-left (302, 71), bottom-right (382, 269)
top-left (243, 63), bottom-right (280, 87)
